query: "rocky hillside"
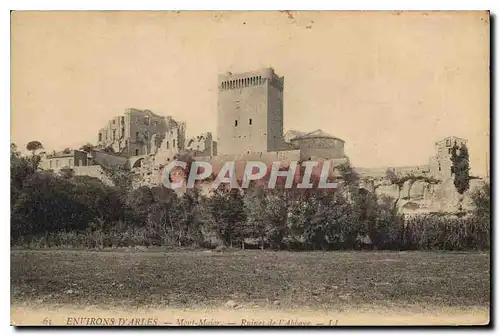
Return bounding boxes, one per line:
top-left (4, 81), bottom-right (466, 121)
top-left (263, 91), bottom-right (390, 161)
top-left (371, 177), bottom-right (487, 214)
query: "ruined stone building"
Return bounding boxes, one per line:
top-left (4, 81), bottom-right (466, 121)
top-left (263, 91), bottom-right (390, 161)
top-left (355, 136), bottom-right (469, 181)
top-left (97, 108), bottom-right (185, 157)
top-left (57, 66), bottom-right (478, 213)
top-left (429, 136), bottom-right (468, 180)
top-left (34, 65), bottom-right (485, 216)
top-left (185, 133), bottom-right (216, 157)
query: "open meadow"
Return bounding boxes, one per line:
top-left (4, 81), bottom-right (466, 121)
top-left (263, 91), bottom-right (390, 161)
top-left (11, 250), bottom-right (490, 310)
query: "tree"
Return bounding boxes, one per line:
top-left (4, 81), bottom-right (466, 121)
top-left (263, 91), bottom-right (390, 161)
top-left (336, 163), bottom-right (360, 187)
top-left (470, 182), bottom-right (491, 250)
top-left (385, 168), bottom-right (398, 184)
top-left (261, 188), bottom-right (290, 249)
top-left (11, 143), bottom-right (20, 160)
top-left (26, 140), bottom-right (43, 155)
top-left (204, 187), bottom-right (246, 248)
top-left (100, 165), bottom-right (138, 192)
top-left (126, 186), bottom-right (156, 225)
top-left (70, 175), bottom-right (128, 230)
top-left (11, 172), bottom-right (91, 239)
top-left (102, 145), bottom-right (115, 154)
top-left (451, 143), bottom-right (470, 194)
top-left (243, 185), bottom-right (268, 249)
top-left (11, 143), bottom-right (40, 205)
top-left (366, 195), bottom-right (404, 249)
top-left (24, 140), bottom-right (44, 170)
top-left (80, 143), bottom-right (95, 153)
top-left (471, 182), bottom-right (491, 222)
top-left (176, 188), bottom-right (205, 247)
top-left (59, 166), bottom-right (75, 179)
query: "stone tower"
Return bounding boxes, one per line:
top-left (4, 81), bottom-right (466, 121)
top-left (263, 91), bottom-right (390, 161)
top-left (429, 136), bottom-right (468, 179)
top-left (217, 67), bottom-right (285, 155)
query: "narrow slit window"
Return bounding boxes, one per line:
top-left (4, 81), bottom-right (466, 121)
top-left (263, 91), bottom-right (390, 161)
top-left (249, 118), bottom-right (252, 125)
top-left (235, 120), bottom-right (238, 127)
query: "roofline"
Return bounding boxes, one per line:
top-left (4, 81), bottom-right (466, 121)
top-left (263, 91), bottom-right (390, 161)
top-left (435, 136), bottom-right (468, 145)
top-left (46, 149), bottom-right (86, 158)
top-left (124, 108), bottom-right (167, 119)
top-left (291, 135), bottom-right (345, 142)
top-left (290, 129), bottom-right (345, 142)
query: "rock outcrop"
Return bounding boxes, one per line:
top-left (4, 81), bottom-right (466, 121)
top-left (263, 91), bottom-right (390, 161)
top-left (374, 176), bottom-right (487, 214)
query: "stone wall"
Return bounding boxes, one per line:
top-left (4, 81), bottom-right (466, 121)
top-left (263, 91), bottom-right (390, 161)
top-left (73, 165), bottom-right (114, 186)
top-left (155, 125), bottom-right (182, 165)
top-left (185, 133), bottom-right (214, 156)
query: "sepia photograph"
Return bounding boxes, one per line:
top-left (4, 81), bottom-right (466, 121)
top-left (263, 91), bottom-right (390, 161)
top-left (10, 10), bottom-right (491, 326)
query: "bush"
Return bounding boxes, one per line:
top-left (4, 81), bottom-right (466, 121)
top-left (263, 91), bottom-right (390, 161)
top-left (10, 146), bottom-right (491, 251)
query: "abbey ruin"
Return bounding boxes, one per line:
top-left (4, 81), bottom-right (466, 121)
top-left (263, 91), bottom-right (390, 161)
top-left (39, 67), bottom-right (487, 215)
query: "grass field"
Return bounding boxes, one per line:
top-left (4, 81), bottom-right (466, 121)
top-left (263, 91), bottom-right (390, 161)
top-left (11, 249), bottom-right (490, 311)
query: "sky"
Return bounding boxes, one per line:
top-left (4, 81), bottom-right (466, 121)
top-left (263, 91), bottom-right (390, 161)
top-left (11, 11), bottom-right (490, 175)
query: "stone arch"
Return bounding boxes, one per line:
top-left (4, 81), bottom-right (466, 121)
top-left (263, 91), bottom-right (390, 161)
top-left (401, 201), bottom-right (420, 211)
top-left (131, 157), bottom-right (144, 168)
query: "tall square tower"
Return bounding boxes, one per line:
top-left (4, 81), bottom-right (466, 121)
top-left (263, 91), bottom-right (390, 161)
top-left (217, 67), bottom-right (285, 155)
top-left (429, 136), bottom-right (468, 179)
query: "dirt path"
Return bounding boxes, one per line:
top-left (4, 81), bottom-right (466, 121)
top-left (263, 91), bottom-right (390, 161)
top-left (11, 304), bottom-right (490, 326)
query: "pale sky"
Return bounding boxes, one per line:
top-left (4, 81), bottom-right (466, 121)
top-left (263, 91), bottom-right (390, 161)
top-left (11, 11), bottom-right (490, 175)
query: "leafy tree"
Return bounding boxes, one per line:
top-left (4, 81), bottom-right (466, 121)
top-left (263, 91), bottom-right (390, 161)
top-left (102, 145), bottom-right (115, 154)
top-left (11, 143), bottom-right (40, 205)
top-left (385, 168), bottom-right (398, 184)
top-left (366, 195), bottom-right (404, 249)
top-left (261, 188), bottom-right (289, 249)
top-left (146, 186), bottom-right (205, 247)
top-left (70, 175), bottom-right (127, 230)
top-left (126, 186), bottom-right (155, 224)
top-left (175, 188), bottom-right (205, 246)
top-left (59, 166), bottom-right (75, 179)
top-left (11, 143), bottom-right (20, 160)
top-left (451, 143), bottom-right (470, 194)
top-left (471, 182), bottom-right (491, 222)
top-left (100, 165), bottom-right (138, 192)
top-left (80, 143), bottom-right (96, 153)
top-left (243, 185), bottom-right (269, 249)
top-left (26, 140), bottom-right (43, 155)
top-left (204, 187), bottom-right (246, 247)
top-left (302, 191), bottom-right (333, 250)
top-left (11, 172), bottom-right (91, 239)
top-left (147, 190), bottom-right (182, 246)
top-left (336, 162), bottom-right (360, 187)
